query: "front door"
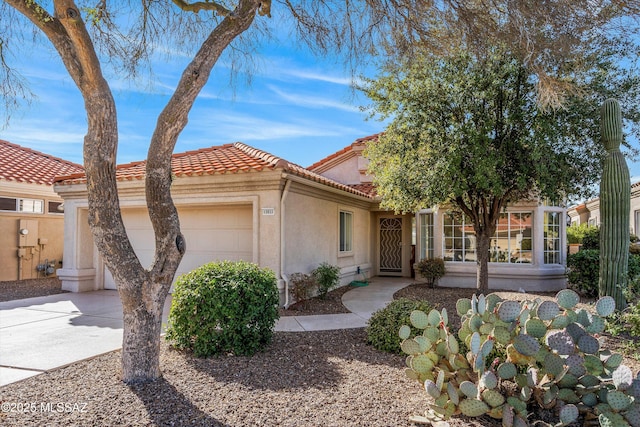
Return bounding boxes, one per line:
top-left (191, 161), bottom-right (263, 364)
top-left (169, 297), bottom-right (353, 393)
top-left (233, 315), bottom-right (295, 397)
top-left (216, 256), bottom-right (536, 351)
top-left (379, 217), bottom-right (403, 275)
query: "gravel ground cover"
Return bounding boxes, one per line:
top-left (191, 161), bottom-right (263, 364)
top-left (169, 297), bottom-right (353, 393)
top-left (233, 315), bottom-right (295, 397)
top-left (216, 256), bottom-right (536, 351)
top-left (1, 280), bottom-right (639, 426)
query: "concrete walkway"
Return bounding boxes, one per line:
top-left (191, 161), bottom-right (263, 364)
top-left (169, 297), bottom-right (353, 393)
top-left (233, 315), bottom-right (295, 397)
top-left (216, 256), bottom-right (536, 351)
top-left (0, 277), bottom-right (413, 387)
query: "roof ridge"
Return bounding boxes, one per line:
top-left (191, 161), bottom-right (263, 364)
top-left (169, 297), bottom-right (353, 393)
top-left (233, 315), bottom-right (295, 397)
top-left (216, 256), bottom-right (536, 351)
top-left (233, 142), bottom-right (289, 169)
top-left (307, 133), bottom-right (380, 171)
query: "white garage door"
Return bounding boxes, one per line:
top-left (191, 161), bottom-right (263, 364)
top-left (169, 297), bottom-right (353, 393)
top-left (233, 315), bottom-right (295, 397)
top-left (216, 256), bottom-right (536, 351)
top-left (104, 205), bottom-right (253, 289)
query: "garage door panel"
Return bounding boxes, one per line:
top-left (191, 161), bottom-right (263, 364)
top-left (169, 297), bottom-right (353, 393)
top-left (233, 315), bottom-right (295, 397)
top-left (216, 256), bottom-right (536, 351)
top-left (103, 205), bottom-right (253, 290)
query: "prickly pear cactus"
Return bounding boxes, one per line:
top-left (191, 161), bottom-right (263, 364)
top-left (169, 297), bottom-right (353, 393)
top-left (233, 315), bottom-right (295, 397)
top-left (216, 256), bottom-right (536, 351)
top-left (599, 98), bottom-right (630, 310)
top-left (400, 289), bottom-right (637, 426)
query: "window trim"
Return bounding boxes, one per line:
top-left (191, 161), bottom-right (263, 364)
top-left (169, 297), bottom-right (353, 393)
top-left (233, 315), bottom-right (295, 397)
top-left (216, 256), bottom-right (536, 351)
top-left (339, 209), bottom-right (353, 254)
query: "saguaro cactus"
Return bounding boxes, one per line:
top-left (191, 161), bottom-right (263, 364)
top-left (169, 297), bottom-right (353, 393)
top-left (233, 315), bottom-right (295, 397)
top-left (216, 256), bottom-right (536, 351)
top-left (599, 98), bottom-right (630, 310)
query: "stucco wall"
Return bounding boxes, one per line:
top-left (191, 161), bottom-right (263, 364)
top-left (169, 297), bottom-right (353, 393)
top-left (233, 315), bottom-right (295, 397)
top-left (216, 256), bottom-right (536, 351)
top-left (0, 182), bottom-right (65, 282)
top-left (283, 187), bottom-right (372, 286)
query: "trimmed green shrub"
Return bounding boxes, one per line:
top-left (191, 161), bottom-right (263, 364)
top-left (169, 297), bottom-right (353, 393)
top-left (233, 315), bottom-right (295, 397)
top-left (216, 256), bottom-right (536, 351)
top-left (165, 260), bottom-right (279, 357)
top-left (566, 223), bottom-right (593, 244)
top-left (415, 258), bottom-right (446, 288)
top-left (312, 262), bottom-right (341, 299)
top-left (366, 298), bottom-right (433, 354)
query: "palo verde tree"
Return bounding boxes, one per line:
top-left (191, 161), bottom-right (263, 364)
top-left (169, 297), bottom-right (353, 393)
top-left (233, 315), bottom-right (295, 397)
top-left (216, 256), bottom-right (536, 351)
top-left (362, 42), bottom-right (640, 293)
top-left (1, 0), bottom-right (639, 383)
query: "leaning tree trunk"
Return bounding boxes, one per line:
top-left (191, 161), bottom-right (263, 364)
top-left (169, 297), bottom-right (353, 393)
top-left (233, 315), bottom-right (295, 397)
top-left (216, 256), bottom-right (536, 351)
top-left (15, 0), bottom-right (264, 383)
top-left (599, 98), bottom-right (630, 310)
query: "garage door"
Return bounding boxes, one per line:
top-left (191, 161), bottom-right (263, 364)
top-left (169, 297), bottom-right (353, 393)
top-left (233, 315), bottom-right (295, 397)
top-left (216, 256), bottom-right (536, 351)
top-left (104, 205), bottom-right (253, 289)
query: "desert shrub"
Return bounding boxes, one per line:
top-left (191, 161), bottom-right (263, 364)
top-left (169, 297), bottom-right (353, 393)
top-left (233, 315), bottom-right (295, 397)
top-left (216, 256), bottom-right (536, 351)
top-left (366, 298), bottom-right (433, 354)
top-left (288, 272), bottom-right (316, 305)
top-left (581, 226), bottom-right (600, 249)
top-left (415, 258), bottom-right (446, 287)
top-left (566, 223), bottom-right (592, 244)
top-left (566, 249), bottom-right (600, 297)
top-left (165, 260), bottom-right (279, 357)
top-left (568, 250), bottom-right (640, 298)
top-left (312, 262), bottom-right (341, 299)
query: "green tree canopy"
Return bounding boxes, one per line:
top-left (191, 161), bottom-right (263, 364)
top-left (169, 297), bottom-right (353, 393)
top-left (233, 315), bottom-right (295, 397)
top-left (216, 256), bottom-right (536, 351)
top-left (362, 41), bottom-right (640, 291)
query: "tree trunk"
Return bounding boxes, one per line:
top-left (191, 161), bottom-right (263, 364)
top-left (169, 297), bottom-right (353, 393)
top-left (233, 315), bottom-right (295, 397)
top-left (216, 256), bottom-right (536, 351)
top-left (121, 296), bottom-right (164, 382)
top-left (475, 229), bottom-right (492, 293)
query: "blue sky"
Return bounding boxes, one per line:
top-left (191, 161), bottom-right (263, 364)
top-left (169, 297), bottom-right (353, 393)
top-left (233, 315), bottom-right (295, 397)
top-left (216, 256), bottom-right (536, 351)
top-left (0, 39), bottom-right (381, 169)
top-left (2, 23), bottom-right (640, 186)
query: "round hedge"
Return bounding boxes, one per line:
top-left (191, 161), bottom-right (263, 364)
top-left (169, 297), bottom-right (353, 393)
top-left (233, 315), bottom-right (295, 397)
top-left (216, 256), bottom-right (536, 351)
top-left (165, 260), bottom-right (279, 357)
top-left (366, 298), bottom-right (433, 354)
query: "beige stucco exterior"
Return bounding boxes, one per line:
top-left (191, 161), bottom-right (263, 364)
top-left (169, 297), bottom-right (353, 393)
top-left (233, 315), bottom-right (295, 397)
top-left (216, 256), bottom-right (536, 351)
top-left (0, 180), bottom-right (66, 282)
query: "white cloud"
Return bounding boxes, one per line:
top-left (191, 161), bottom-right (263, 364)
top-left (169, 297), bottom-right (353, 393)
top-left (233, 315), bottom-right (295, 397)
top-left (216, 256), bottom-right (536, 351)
top-left (267, 85), bottom-right (360, 112)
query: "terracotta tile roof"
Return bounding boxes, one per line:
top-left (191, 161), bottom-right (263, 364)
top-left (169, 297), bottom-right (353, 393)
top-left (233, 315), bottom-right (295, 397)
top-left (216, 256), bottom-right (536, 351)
top-left (307, 133), bottom-right (380, 171)
top-left (349, 183), bottom-right (377, 196)
top-left (0, 139), bottom-right (83, 186)
top-left (55, 143), bottom-right (375, 199)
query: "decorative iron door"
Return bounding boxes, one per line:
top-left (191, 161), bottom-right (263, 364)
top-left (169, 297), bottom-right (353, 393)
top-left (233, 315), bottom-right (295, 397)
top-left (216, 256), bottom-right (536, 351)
top-left (379, 217), bottom-right (403, 274)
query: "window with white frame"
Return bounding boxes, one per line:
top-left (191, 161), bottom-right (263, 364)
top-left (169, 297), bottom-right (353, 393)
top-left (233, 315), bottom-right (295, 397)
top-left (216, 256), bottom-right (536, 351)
top-left (491, 212), bottom-right (533, 264)
top-left (418, 212), bottom-right (434, 260)
top-left (19, 198), bottom-right (44, 214)
top-left (443, 213), bottom-right (476, 262)
top-left (339, 210), bottom-right (353, 253)
top-left (544, 211), bottom-right (562, 264)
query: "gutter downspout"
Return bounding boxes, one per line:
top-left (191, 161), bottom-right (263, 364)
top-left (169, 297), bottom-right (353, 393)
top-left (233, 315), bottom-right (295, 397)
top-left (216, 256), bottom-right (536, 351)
top-left (281, 178), bottom-right (292, 308)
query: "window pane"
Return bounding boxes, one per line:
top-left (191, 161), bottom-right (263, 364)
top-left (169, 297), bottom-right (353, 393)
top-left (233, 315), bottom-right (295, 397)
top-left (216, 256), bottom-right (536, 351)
top-left (48, 201), bottom-right (64, 214)
top-left (544, 211), bottom-right (561, 264)
top-left (19, 199), bottom-right (44, 213)
top-left (340, 211), bottom-right (353, 252)
top-left (419, 213), bottom-right (434, 260)
top-left (443, 213), bottom-right (473, 262)
top-left (0, 197), bottom-right (17, 211)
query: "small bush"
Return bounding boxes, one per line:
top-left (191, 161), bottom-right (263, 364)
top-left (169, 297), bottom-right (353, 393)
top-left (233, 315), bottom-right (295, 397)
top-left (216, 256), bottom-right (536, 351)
top-left (312, 262), bottom-right (341, 299)
top-left (581, 226), bottom-right (600, 250)
top-left (415, 258), bottom-right (446, 287)
top-left (165, 260), bottom-right (279, 357)
top-left (567, 249), bottom-right (600, 297)
top-left (288, 272), bottom-right (316, 305)
top-left (366, 298), bottom-right (433, 354)
top-left (566, 223), bottom-right (593, 244)
top-left (567, 251), bottom-right (640, 299)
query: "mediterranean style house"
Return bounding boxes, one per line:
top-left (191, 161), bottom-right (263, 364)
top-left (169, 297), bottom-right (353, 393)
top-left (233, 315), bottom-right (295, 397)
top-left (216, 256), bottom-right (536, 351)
top-left (0, 140), bottom-right (83, 282)
top-left (54, 135), bottom-right (567, 303)
top-left (567, 181), bottom-right (640, 235)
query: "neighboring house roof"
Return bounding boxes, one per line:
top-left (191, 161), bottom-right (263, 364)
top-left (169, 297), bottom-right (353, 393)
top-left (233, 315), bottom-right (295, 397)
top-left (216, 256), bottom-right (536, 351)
top-left (0, 139), bottom-right (83, 186)
top-left (307, 133), bottom-right (380, 172)
top-left (54, 142), bottom-right (375, 199)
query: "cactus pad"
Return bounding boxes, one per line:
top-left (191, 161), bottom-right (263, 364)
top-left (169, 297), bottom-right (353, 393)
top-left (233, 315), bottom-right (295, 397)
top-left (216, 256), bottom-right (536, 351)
top-left (493, 325), bottom-right (512, 345)
top-left (460, 380), bottom-right (478, 398)
top-left (580, 374), bottom-right (601, 388)
top-left (425, 309), bottom-right (440, 327)
top-left (480, 371), bottom-right (498, 390)
top-left (414, 336), bottom-right (431, 353)
top-left (577, 334), bottom-right (600, 355)
top-left (410, 310), bottom-right (429, 329)
top-left (456, 298), bottom-right (472, 316)
top-left (398, 324), bottom-right (411, 340)
top-left (470, 331), bottom-right (481, 355)
top-left (566, 322), bottom-right (587, 342)
top-left (624, 403), bottom-right (640, 427)
top-left (559, 404), bottom-right (579, 425)
top-left (498, 300), bottom-right (522, 322)
top-left (544, 353), bottom-right (566, 377)
top-left (524, 318), bottom-right (547, 338)
top-left (485, 294), bottom-right (503, 312)
top-left (497, 362), bottom-right (518, 380)
top-left (482, 389), bottom-right (505, 407)
top-left (613, 365), bottom-right (634, 390)
top-left (537, 300), bottom-right (560, 321)
top-left (557, 387), bottom-right (580, 404)
top-left (556, 289), bottom-right (580, 309)
top-left (582, 392), bottom-right (599, 407)
top-left (400, 338), bottom-right (422, 355)
top-left (513, 334), bottom-right (541, 356)
top-left (605, 353), bottom-right (624, 370)
top-left (586, 315), bottom-right (606, 334)
top-left (565, 354), bottom-right (586, 377)
top-left (596, 296), bottom-right (616, 317)
top-left (459, 398), bottom-right (489, 417)
top-left (546, 330), bottom-right (575, 355)
top-left (424, 379), bottom-right (441, 399)
top-left (607, 390), bottom-right (633, 411)
top-left (412, 354), bottom-right (435, 374)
